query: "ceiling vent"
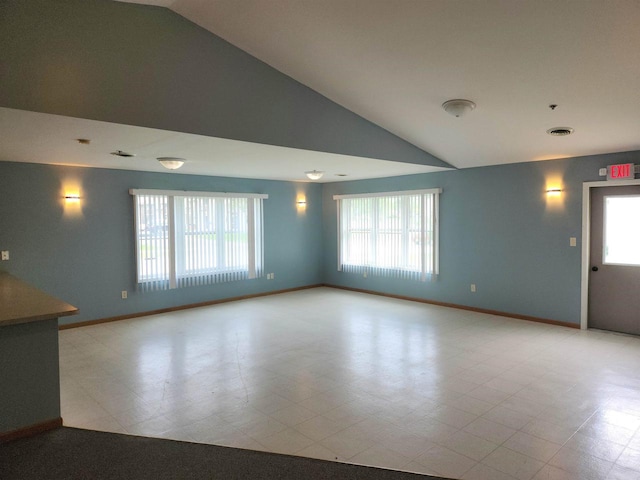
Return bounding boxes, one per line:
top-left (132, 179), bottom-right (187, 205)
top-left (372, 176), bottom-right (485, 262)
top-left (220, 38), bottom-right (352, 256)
top-left (110, 150), bottom-right (136, 157)
top-left (546, 127), bottom-right (574, 136)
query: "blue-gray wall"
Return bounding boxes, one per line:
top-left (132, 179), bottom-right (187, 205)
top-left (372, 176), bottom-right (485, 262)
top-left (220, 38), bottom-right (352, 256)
top-left (2, 150), bottom-right (638, 328)
top-left (0, 162), bottom-right (323, 325)
top-left (322, 151), bottom-right (640, 325)
top-left (1, 0), bottom-right (639, 328)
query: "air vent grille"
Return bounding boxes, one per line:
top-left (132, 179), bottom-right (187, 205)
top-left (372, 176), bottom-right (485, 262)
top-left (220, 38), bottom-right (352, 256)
top-left (111, 150), bottom-right (136, 157)
top-left (546, 127), bottom-right (574, 136)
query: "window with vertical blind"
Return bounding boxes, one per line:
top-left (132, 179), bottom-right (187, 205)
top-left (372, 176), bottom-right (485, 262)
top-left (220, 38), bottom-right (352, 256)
top-left (333, 189), bottom-right (441, 281)
top-left (130, 189), bottom-right (267, 291)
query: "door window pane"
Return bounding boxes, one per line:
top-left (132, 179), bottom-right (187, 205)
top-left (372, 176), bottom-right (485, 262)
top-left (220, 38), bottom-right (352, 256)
top-left (604, 195), bottom-right (640, 266)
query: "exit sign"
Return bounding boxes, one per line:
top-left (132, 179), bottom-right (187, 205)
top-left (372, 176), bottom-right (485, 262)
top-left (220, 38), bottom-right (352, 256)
top-left (607, 163), bottom-right (635, 181)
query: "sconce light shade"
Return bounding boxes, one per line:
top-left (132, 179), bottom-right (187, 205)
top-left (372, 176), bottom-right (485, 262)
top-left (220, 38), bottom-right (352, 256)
top-left (157, 157), bottom-right (186, 170)
top-left (442, 99), bottom-right (476, 118)
top-left (296, 200), bottom-right (307, 207)
top-left (305, 170), bottom-right (324, 180)
top-left (546, 187), bottom-right (563, 194)
top-left (64, 193), bottom-right (80, 202)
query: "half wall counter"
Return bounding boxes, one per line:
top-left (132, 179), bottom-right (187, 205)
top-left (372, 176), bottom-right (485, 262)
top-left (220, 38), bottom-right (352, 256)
top-left (0, 272), bottom-right (77, 441)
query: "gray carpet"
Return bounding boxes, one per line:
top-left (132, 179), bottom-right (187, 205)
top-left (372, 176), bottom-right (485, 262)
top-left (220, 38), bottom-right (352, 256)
top-left (0, 427), bottom-right (452, 479)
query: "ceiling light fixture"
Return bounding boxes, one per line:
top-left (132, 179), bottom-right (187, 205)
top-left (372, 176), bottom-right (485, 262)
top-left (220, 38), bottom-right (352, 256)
top-left (546, 127), bottom-right (574, 136)
top-left (442, 99), bottom-right (476, 118)
top-left (305, 170), bottom-right (324, 180)
top-left (157, 157), bottom-right (186, 170)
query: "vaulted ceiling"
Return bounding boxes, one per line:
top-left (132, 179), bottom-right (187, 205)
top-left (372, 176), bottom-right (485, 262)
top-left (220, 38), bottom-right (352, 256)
top-left (2, 0), bottom-right (639, 181)
top-left (121, 0), bottom-right (640, 169)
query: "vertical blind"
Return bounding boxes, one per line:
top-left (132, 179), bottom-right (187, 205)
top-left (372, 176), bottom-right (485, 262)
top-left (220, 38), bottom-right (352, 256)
top-left (334, 189), bottom-right (441, 281)
top-left (131, 189), bottom-right (267, 291)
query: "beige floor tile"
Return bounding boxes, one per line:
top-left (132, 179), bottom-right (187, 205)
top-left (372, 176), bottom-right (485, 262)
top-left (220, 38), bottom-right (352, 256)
top-left (349, 444), bottom-right (412, 471)
top-left (482, 446), bottom-right (546, 480)
top-left (319, 427), bottom-right (377, 459)
top-left (463, 462), bottom-right (520, 480)
top-left (439, 429), bottom-right (499, 461)
top-left (269, 404), bottom-right (317, 427)
top-left (293, 415), bottom-right (347, 442)
top-left (464, 417), bottom-right (517, 445)
top-left (483, 405), bottom-right (535, 430)
top-left (617, 448), bottom-right (640, 474)
top-left (58, 288), bottom-right (640, 477)
top-left (564, 431), bottom-right (626, 463)
top-left (504, 431), bottom-right (563, 463)
top-left (414, 444), bottom-right (477, 478)
top-left (549, 446), bottom-right (614, 479)
top-left (295, 443), bottom-right (341, 462)
top-left (255, 427), bottom-right (315, 455)
top-left (606, 464), bottom-right (640, 480)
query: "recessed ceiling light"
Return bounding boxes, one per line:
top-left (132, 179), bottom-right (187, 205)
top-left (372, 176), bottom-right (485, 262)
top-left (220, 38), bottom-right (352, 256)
top-left (111, 150), bottom-right (136, 157)
top-left (335, 173), bottom-right (348, 177)
top-left (546, 127), bottom-right (574, 136)
top-left (76, 138), bottom-right (91, 145)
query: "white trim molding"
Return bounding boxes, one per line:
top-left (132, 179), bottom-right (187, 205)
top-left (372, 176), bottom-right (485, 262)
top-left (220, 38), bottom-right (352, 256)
top-left (333, 188), bottom-right (442, 200)
top-left (130, 189), bottom-right (268, 199)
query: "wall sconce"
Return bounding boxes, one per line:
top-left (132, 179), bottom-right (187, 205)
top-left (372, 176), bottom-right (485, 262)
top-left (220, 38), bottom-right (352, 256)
top-left (546, 187), bottom-right (562, 196)
top-left (64, 193), bottom-right (81, 203)
top-left (296, 200), bottom-right (307, 207)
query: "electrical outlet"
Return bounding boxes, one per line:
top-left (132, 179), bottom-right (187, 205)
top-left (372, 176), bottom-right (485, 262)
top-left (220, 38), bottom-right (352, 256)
top-left (1, 251), bottom-right (8, 261)
top-left (363, 271), bottom-right (368, 278)
top-left (121, 290), bottom-right (128, 299)
top-left (470, 284), bottom-right (476, 293)
top-left (267, 273), bottom-right (274, 280)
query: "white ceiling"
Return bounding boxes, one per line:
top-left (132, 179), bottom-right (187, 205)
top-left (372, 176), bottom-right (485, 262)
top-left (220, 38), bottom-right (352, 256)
top-left (5, 0), bottom-right (640, 182)
top-left (0, 108), bottom-right (447, 182)
top-left (121, 0), bottom-right (640, 169)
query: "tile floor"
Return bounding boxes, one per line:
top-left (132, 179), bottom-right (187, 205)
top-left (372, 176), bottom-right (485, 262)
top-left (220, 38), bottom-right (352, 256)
top-left (60, 287), bottom-right (640, 480)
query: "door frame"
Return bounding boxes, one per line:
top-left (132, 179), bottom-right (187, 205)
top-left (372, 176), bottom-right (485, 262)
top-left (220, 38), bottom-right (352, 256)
top-left (581, 179), bottom-right (640, 329)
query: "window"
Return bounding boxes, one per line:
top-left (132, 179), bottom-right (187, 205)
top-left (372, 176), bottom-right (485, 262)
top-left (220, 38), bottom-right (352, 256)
top-left (603, 195), bottom-right (640, 266)
top-left (334, 189), bottom-right (441, 281)
top-left (130, 189), bottom-right (267, 291)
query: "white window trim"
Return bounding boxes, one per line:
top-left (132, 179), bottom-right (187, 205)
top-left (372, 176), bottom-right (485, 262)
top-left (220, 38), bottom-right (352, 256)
top-left (130, 189), bottom-right (268, 199)
top-left (334, 188), bottom-right (441, 281)
top-left (130, 189), bottom-right (267, 290)
top-left (333, 188), bottom-right (442, 200)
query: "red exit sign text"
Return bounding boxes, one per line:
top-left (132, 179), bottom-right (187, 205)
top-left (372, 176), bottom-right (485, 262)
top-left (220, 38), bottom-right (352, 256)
top-left (607, 163), bottom-right (635, 181)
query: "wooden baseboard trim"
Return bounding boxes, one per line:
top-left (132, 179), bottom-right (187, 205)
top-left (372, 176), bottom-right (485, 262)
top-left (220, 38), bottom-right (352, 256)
top-left (59, 284), bottom-right (323, 330)
top-left (323, 284), bottom-right (580, 329)
top-left (0, 417), bottom-right (62, 443)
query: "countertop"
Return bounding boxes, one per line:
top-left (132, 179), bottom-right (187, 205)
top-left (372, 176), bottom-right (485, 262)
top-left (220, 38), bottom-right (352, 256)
top-left (0, 272), bottom-right (78, 327)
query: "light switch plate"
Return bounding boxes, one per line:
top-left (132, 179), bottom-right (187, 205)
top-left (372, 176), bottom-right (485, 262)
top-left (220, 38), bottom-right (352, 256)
top-left (570, 237), bottom-right (577, 247)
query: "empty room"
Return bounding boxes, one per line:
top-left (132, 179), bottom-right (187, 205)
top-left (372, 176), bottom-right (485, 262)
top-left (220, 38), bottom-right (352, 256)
top-left (1, 1), bottom-right (640, 479)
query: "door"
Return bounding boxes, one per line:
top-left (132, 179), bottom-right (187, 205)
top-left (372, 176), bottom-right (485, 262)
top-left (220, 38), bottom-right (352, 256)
top-left (589, 185), bottom-right (640, 334)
